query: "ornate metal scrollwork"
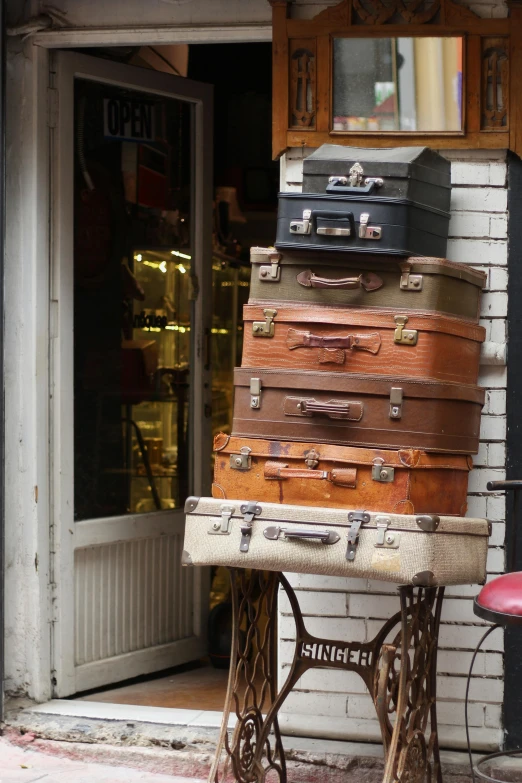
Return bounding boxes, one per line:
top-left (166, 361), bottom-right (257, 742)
top-left (210, 571), bottom-right (444, 783)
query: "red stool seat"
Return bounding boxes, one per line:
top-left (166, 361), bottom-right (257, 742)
top-left (474, 571), bottom-right (522, 626)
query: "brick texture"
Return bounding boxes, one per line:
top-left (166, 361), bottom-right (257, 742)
top-left (278, 148), bottom-right (508, 750)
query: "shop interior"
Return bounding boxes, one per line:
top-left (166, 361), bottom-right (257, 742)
top-left (70, 41), bottom-right (277, 709)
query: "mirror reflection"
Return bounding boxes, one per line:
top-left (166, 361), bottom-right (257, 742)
top-left (333, 37), bottom-right (463, 132)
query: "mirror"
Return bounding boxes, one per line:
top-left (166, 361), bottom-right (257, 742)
top-left (333, 37), bottom-right (463, 132)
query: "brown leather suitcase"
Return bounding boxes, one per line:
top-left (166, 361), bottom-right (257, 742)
top-left (233, 367), bottom-right (484, 454)
top-left (242, 304), bottom-right (485, 385)
top-left (250, 248), bottom-right (486, 323)
top-left (212, 433), bottom-right (472, 516)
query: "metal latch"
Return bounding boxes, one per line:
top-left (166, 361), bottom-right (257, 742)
top-left (304, 448), bottom-right (320, 469)
top-left (250, 378), bottom-right (262, 409)
top-left (375, 516), bottom-right (400, 548)
top-left (208, 504), bottom-right (235, 535)
top-left (239, 502), bottom-right (261, 553)
top-left (400, 265), bottom-right (423, 291)
top-left (230, 446), bottom-right (252, 471)
top-left (389, 387), bottom-right (403, 420)
top-left (252, 308), bottom-right (277, 338)
top-left (372, 458), bottom-right (395, 483)
top-left (394, 315), bottom-right (418, 346)
top-left (346, 510), bottom-right (370, 561)
top-left (359, 213), bottom-right (382, 240)
top-left (290, 209), bottom-right (312, 235)
top-left (349, 162), bottom-right (364, 187)
top-left (259, 253), bottom-right (281, 282)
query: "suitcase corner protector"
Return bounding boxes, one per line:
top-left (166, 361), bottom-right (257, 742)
top-left (411, 570), bottom-right (437, 587)
top-left (181, 550), bottom-right (194, 566)
top-left (184, 496), bottom-right (200, 513)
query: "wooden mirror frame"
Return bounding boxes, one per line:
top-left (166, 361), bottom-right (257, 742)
top-left (269, 0), bottom-right (522, 159)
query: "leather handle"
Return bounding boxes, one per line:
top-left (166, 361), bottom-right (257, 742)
top-left (296, 269), bottom-right (383, 291)
top-left (283, 396), bottom-right (364, 421)
top-left (287, 329), bottom-right (381, 359)
top-left (264, 461), bottom-right (356, 488)
top-left (311, 209), bottom-right (355, 226)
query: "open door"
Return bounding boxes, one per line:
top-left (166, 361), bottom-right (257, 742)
top-left (50, 51), bottom-right (213, 696)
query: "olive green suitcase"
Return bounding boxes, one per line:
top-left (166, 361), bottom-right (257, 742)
top-left (249, 247), bottom-right (486, 323)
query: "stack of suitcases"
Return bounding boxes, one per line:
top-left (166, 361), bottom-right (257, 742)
top-left (184, 145), bottom-right (491, 588)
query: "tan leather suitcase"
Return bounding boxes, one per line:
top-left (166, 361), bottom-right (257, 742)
top-left (233, 367), bottom-right (484, 454)
top-left (183, 496), bottom-right (490, 587)
top-left (250, 247), bottom-right (486, 323)
top-left (212, 433), bottom-right (472, 516)
top-left (242, 304), bottom-right (485, 385)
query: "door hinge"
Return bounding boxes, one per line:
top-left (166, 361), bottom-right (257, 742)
top-left (47, 88), bottom-right (59, 129)
top-left (394, 315), bottom-right (418, 346)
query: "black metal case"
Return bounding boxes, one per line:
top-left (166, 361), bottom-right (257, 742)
top-left (302, 144), bottom-right (451, 212)
top-left (275, 192), bottom-right (450, 257)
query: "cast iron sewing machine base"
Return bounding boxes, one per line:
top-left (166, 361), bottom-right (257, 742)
top-left (209, 569), bottom-right (444, 783)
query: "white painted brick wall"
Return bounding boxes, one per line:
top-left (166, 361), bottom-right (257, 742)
top-left (278, 147), bottom-right (508, 750)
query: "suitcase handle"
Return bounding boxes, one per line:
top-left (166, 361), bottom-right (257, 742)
top-left (283, 396), bottom-right (364, 421)
top-left (311, 209), bottom-right (355, 238)
top-left (326, 178), bottom-right (382, 196)
top-left (264, 461), bottom-right (357, 488)
top-left (286, 329), bottom-right (381, 362)
top-left (296, 269), bottom-right (383, 291)
top-left (264, 525), bottom-right (340, 545)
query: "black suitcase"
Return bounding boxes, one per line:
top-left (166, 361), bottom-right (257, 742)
top-left (275, 192), bottom-right (450, 257)
top-left (302, 145), bottom-right (451, 211)
top-left (276, 145), bottom-right (451, 258)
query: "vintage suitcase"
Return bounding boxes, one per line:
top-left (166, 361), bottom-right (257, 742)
top-left (182, 496), bottom-right (490, 587)
top-left (242, 304), bottom-right (485, 385)
top-left (213, 433), bottom-right (472, 516)
top-left (276, 191), bottom-right (450, 258)
top-left (233, 368), bottom-right (485, 454)
top-left (302, 145), bottom-right (451, 210)
top-left (249, 248), bottom-right (486, 323)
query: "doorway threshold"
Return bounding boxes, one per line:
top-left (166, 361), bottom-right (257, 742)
top-left (21, 698), bottom-right (237, 729)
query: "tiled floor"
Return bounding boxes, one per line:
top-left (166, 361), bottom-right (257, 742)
top-left (79, 665), bottom-right (229, 711)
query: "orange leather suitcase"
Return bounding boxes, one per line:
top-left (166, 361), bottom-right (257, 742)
top-left (242, 304), bottom-right (485, 385)
top-left (212, 433), bottom-right (472, 516)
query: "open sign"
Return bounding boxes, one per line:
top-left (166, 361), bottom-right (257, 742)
top-left (103, 98), bottom-right (156, 142)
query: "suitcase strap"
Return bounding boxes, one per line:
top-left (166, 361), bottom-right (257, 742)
top-left (264, 461), bottom-right (357, 487)
top-left (297, 269), bottom-right (383, 291)
top-left (283, 396), bottom-right (364, 421)
top-left (287, 328), bottom-right (381, 365)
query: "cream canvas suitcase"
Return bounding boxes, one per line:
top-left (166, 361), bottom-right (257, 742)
top-left (182, 497), bottom-right (490, 586)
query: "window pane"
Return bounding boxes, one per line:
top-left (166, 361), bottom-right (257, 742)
top-left (73, 78), bottom-right (192, 521)
top-left (333, 37), bottom-right (463, 132)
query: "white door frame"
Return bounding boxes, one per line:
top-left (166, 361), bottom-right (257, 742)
top-left (49, 50), bottom-right (213, 696)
